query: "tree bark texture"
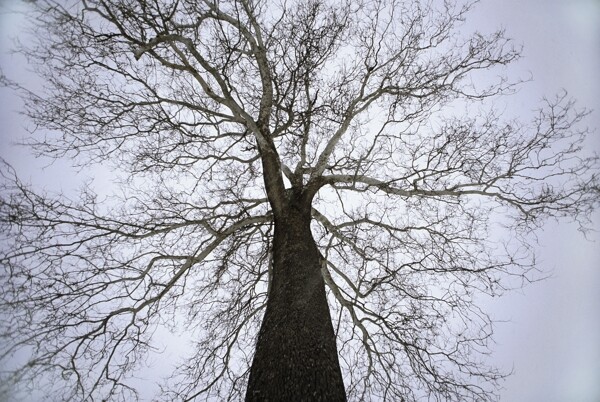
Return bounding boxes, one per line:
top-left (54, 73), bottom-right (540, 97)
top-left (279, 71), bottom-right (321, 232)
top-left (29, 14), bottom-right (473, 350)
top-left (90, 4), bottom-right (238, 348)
top-left (246, 195), bottom-right (346, 401)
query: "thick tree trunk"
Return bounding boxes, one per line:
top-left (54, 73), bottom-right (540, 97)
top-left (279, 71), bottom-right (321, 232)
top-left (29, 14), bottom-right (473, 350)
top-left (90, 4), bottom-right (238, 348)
top-left (246, 196), bottom-right (346, 401)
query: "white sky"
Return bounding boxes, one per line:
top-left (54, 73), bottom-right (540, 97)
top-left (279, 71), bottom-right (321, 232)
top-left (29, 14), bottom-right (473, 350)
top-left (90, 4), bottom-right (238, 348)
top-left (1, 1), bottom-right (599, 401)
top-left (470, 1), bottom-right (600, 401)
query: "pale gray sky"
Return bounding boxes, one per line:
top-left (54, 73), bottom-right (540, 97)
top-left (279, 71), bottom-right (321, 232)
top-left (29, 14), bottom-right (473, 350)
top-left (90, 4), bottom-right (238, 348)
top-left (471, 1), bottom-right (600, 401)
top-left (1, 1), bottom-right (599, 401)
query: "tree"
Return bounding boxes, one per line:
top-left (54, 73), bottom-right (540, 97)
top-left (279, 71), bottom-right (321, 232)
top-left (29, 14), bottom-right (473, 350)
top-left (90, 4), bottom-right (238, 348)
top-left (0, 0), bottom-right (598, 400)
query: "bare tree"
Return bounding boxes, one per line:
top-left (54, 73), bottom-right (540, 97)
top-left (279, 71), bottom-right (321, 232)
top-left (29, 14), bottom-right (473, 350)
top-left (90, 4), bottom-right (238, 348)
top-left (1, 0), bottom-right (598, 401)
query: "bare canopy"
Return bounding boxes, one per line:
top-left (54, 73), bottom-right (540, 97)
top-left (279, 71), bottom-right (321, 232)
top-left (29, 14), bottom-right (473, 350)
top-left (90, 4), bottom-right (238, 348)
top-left (1, 0), bottom-right (598, 401)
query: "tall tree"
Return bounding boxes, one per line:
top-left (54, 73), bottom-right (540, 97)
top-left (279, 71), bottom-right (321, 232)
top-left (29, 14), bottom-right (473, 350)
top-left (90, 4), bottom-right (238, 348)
top-left (1, 0), bottom-right (598, 401)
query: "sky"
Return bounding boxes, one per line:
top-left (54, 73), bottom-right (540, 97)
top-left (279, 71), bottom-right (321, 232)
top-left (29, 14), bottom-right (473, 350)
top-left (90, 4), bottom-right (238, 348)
top-left (0, 0), bottom-right (599, 401)
top-left (469, 1), bottom-right (600, 401)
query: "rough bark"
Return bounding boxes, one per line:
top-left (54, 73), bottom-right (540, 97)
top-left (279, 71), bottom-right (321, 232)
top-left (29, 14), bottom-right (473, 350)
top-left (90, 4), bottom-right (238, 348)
top-left (246, 193), bottom-right (346, 401)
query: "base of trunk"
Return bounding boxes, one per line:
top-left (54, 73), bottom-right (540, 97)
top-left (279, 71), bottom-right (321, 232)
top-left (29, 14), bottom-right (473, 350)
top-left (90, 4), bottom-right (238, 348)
top-left (246, 209), bottom-right (346, 401)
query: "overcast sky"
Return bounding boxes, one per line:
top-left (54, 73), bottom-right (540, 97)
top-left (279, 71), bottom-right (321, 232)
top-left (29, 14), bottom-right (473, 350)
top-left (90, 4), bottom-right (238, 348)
top-left (1, 1), bottom-right (599, 401)
top-left (470, 1), bottom-right (600, 401)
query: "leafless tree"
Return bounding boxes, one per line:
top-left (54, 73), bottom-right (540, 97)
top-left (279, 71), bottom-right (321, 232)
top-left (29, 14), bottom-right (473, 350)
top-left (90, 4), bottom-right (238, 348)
top-left (1, 0), bottom-right (598, 401)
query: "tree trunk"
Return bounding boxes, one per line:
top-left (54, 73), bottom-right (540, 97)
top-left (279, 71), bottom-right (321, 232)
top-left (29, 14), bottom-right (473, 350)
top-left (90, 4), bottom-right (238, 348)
top-left (246, 195), bottom-right (346, 401)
